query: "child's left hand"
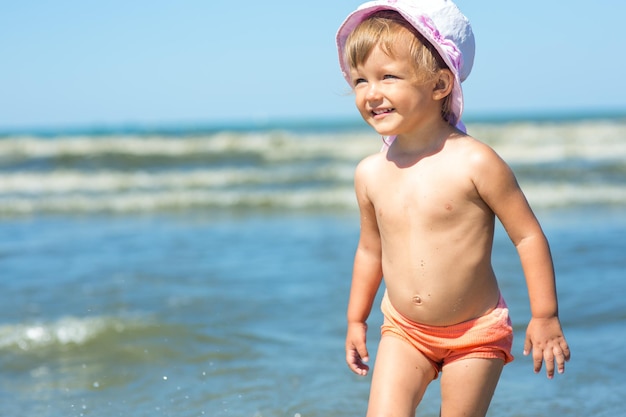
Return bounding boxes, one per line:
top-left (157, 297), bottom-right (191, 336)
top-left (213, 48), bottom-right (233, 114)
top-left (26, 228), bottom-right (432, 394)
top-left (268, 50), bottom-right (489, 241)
top-left (523, 316), bottom-right (571, 378)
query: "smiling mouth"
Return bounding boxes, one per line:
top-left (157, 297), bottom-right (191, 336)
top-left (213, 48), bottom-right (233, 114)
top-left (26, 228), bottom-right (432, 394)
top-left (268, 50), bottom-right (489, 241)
top-left (372, 108), bottom-right (395, 116)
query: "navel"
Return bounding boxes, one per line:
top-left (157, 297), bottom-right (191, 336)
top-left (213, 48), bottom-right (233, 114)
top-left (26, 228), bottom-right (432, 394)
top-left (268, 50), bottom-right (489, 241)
top-left (412, 294), bottom-right (423, 305)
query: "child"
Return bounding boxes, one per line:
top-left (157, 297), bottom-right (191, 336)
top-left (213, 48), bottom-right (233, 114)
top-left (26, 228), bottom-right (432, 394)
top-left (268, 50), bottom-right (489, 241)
top-left (336, 1), bottom-right (571, 416)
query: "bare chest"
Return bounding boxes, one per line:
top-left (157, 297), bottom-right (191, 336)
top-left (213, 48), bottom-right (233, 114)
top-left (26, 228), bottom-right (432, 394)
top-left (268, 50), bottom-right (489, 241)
top-left (372, 163), bottom-right (478, 229)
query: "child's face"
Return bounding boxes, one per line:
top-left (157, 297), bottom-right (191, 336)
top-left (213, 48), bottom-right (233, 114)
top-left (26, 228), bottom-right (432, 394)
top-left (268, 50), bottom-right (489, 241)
top-left (349, 43), bottom-right (441, 137)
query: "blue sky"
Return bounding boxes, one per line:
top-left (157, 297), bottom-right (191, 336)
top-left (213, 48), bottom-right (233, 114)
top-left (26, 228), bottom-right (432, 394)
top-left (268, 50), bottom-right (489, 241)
top-left (1, 0), bottom-right (625, 130)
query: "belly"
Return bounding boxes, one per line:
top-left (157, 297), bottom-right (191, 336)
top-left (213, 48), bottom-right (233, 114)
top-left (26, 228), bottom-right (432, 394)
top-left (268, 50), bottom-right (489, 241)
top-left (384, 271), bottom-right (501, 326)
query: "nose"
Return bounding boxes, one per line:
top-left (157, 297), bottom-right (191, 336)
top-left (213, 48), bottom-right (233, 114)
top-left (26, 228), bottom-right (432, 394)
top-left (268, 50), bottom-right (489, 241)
top-left (365, 82), bottom-right (382, 101)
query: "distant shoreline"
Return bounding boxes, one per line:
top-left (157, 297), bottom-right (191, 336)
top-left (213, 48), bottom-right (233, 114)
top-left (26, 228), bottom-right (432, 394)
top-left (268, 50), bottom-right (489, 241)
top-left (2, 109), bottom-right (625, 138)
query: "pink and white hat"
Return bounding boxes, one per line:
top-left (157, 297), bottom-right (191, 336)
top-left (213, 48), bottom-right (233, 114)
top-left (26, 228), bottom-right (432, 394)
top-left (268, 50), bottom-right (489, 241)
top-left (336, 0), bottom-right (475, 130)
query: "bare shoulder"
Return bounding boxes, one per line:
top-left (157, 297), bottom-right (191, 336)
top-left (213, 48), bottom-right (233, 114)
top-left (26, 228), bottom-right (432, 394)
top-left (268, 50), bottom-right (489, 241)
top-left (449, 134), bottom-right (503, 164)
top-left (447, 134), bottom-right (512, 180)
top-left (357, 150), bottom-right (386, 168)
top-left (355, 151), bottom-right (386, 181)
top-left (452, 134), bottom-right (527, 215)
top-left (353, 152), bottom-right (387, 212)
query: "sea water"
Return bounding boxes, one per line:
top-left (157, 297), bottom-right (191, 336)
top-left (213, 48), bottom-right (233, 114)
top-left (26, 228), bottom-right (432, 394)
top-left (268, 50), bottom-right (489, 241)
top-left (0, 117), bottom-right (625, 416)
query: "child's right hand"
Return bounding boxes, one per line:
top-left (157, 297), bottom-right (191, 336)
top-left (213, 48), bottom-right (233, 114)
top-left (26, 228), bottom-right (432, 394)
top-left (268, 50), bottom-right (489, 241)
top-left (346, 322), bottom-right (370, 376)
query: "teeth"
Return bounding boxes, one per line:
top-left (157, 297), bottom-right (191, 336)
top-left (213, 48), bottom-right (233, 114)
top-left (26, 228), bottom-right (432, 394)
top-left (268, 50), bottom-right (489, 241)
top-left (373, 108), bottom-right (393, 115)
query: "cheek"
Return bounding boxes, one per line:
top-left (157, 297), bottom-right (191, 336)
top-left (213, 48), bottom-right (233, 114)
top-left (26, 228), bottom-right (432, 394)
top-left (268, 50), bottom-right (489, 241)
top-left (353, 95), bottom-right (372, 120)
top-left (355, 100), bottom-right (372, 119)
top-left (354, 92), bottom-right (367, 111)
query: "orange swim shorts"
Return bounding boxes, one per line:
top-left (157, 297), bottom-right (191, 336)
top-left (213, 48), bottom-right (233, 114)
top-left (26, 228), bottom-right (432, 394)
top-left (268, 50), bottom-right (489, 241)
top-left (381, 291), bottom-right (514, 378)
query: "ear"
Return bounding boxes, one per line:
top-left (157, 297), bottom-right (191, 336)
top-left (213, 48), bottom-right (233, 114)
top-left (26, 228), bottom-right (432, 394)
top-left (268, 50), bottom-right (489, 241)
top-left (432, 69), bottom-right (454, 101)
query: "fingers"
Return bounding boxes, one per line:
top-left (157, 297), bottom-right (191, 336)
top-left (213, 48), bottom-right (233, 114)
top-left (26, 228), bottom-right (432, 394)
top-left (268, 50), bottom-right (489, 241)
top-left (357, 343), bottom-right (369, 365)
top-left (552, 347), bottom-right (565, 376)
top-left (346, 347), bottom-right (370, 376)
top-left (560, 339), bottom-right (572, 362)
top-left (346, 338), bottom-right (370, 376)
top-left (346, 323), bottom-right (370, 376)
top-left (542, 343), bottom-right (569, 378)
top-left (531, 344), bottom-right (545, 375)
top-left (525, 339), bottom-right (571, 379)
top-left (555, 339), bottom-right (571, 375)
top-left (523, 334), bottom-right (543, 374)
top-left (523, 334), bottom-right (532, 357)
top-left (542, 346), bottom-right (555, 378)
top-left (524, 318), bottom-right (571, 379)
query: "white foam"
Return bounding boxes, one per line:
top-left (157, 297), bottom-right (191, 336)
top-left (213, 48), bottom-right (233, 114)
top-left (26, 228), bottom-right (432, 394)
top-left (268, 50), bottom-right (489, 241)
top-left (0, 165), bottom-right (355, 194)
top-left (522, 182), bottom-right (626, 207)
top-left (0, 180), bottom-right (622, 215)
top-left (0, 316), bottom-right (130, 351)
top-left (0, 120), bottom-right (624, 214)
top-left (0, 187), bottom-right (356, 214)
top-left (0, 132), bottom-right (377, 161)
top-left (1, 121), bottom-right (625, 164)
top-left (469, 121), bottom-right (626, 164)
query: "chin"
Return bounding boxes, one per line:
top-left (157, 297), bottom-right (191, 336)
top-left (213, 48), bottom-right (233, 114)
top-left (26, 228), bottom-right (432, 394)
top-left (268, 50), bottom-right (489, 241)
top-left (362, 119), bottom-right (386, 133)
top-left (369, 124), bottom-right (398, 137)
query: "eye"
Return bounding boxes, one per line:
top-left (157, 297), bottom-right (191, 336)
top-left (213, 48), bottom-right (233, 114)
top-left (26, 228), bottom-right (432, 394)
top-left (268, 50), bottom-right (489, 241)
top-left (353, 78), bottom-right (367, 87)
top-left (383, 74), bottom-right (399, 80)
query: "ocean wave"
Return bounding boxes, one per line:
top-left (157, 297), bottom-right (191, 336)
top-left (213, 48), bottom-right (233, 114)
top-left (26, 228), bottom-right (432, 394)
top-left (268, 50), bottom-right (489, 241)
top-left (477, 122), bottom-right (626, 165)
top-left (1, 120), bottom-right (624, 169)
top-left (0, 314), bottom-right (227, 395)
top-left (0, 166), bottom-right (355, 194)
top-left (0, 120), bottom-right (624, 214)
top-left (1, 120), bottom-right (624, 163)
top-left (0, 316), bottom-right (147, 352)
top-left (0, 314), bottom-right (214, 367)
top-left (0, 182), bottom-right (623, 215)
top-left (0, 188), bottom-right (357, 214)
top-left (522, 183), bottom-right (626, 207)
top-left (0, 132), bottom-right (377, 166)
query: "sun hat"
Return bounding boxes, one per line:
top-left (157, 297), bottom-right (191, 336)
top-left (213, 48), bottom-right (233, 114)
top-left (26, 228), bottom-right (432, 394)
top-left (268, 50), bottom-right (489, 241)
top-left (336, 0), bottom-right (475, 130)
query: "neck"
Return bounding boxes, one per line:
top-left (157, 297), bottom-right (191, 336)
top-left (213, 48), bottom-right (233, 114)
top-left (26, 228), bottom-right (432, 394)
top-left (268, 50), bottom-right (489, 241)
top-left (390, 120), bottom-right (458, 156)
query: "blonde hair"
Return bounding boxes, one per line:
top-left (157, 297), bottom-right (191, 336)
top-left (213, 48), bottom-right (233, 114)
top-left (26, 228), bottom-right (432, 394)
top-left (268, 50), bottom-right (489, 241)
top-left (344, 11), bottom-right (453, 122)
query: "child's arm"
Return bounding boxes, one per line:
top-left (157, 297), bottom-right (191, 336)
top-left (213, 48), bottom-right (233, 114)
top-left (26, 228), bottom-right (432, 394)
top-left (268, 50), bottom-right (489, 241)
top-left (471, 143), bottom-right (571, 378)
top-left (514, 229), bottom-right (570, 378)
top-left (346, 160), bottom-right (383, 376)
